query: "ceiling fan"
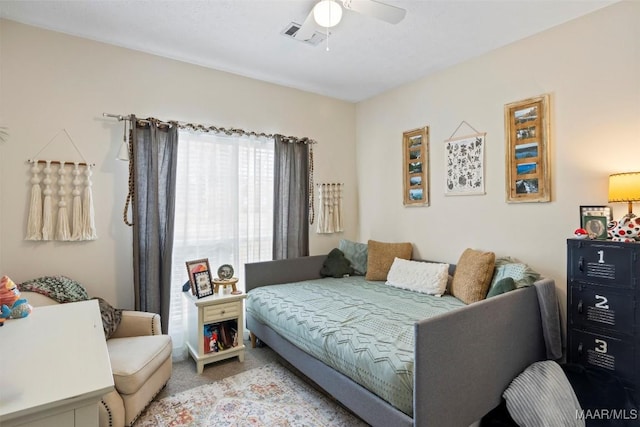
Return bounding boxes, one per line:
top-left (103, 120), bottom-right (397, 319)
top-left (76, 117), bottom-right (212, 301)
top-left (294, 0), bottom-right (407, 41)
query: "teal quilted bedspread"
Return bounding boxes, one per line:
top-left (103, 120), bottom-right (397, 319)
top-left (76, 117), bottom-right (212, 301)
top-left (246, 276), bottom-right (466, 416)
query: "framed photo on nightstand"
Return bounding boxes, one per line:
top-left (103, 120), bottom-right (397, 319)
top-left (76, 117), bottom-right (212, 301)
top-left (185, 258), bottom-right (212, 296)
top-left (193, 270), bottom-right (213, 298)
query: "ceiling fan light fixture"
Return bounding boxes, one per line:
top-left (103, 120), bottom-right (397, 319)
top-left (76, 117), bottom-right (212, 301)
top-left (313, 0), bottom-right (343, 28)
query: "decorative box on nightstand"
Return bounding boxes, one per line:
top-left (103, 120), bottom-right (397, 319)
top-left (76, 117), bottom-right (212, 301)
top-left (566, 238), bottom-right (639, 402)
top-left (184, 291), bottom-right (246, 374)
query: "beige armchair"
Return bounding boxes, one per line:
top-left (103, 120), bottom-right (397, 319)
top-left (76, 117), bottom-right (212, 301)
top-left (23, 292), bottom-right (172, 427)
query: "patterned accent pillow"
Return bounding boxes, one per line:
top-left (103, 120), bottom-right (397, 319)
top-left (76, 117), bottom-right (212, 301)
top-left (489, 257), bottom-right (541, 292)
top-left (92, 297), bottom-right (123, 339)
top-left (365, 240), bottom-right (412, 281)
top-left (504, 361), bottom-right (584, 427)
top-left (339, 239), bottom-right (368, 275)
top-left (18, 276), bottom-right (89, 303)
top-left (386, 258), bottom-right (449, 296)
top-left (486, 277), bottom-right (516, 298)
top-left (450, 248), bottom-right (496, 304)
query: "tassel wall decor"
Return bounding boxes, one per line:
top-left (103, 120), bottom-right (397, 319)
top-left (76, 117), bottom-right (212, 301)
top-left (24, 160), bottom-right (97, 242)
top-left (26, 129), bottom-right (96, 242)
top-left (316, 183), bottom-right (344, 234)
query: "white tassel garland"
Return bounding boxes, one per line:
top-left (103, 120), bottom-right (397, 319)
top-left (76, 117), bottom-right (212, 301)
top-left (56, 161), bottom-right (71, 241)
top-left (334, 184), bottom-right (344, 232)
top-left (70, 162), bottom-right (83, 240)
top-left (82, 164), bottom-right (97, 240)
top-left (25, 161), bottom-right (43, 240)
top-left (41, 161), bottom-right (54, 240)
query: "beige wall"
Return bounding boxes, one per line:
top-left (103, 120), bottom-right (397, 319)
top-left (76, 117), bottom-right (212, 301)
top-left (355, 1), bottom-right (640, 317)
top-left (0, 20), bottom-right (356, 307)
top-left (1, 1), bottom-right (638, 314)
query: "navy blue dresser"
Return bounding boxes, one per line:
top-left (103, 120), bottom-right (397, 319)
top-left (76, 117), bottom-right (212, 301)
top-left (567, 238), bottom-right (639, 402)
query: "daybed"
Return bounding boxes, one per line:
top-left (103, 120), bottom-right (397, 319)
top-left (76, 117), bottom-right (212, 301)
top-left (245, 252), bottom-right (561, 427)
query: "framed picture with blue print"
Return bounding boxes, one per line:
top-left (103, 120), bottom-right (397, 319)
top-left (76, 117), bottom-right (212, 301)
top-left (505, 94), bottom-right (551, 203)
top-left (402, 126), bottom-right (429, 206)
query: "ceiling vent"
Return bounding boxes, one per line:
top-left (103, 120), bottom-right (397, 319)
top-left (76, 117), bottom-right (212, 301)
top-left (281, 22), bottom-right (327, 46)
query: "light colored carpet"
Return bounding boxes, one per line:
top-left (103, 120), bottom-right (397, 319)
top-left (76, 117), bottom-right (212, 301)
top-left (134, 361), bottom-right (368, 426)
top-left (156, 339), bottom-right (281, 400)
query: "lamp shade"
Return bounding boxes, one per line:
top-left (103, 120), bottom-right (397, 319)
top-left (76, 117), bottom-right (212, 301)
top-left (608, 172), bottom-right (640, 202)
top-left (314, 0), bottom-right (343, 28)
top-left (117, 140), bottom-right (130, 161)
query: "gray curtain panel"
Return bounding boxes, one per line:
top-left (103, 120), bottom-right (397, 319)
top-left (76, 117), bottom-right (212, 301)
top-left (273, 135), bottom-right (310, 260)
top-left (131, 117), bottom-right (178, 334)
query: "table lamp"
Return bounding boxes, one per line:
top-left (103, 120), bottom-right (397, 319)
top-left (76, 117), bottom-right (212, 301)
top-left (608, 171), bottom-right (640, 241)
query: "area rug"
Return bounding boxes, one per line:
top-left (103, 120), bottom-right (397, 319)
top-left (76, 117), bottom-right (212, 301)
top-left (134, 362), bottom-right (368, 426)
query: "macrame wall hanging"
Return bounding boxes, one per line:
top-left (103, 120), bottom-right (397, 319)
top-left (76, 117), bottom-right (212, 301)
top-left (26, 129), bottom-right (97, 241)
top-left (316, 183), bottom-right (344, 234)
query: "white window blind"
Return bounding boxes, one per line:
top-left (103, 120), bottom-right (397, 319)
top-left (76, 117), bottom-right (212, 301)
top-left (168, 130), bottom-right (274, 358)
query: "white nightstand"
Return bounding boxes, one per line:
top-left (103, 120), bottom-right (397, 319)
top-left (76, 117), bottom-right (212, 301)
top-left (183, 291), bottom-right (246, 374)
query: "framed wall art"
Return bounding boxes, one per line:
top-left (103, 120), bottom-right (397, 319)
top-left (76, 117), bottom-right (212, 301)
top-left (402, 126), bottom-right (429, 206)
top-left (444, 133), bottom-right (486, 196)
top-left (185, 258), bottom-right (212, 296)
top-left (504, 94), bottom-right (551, 203)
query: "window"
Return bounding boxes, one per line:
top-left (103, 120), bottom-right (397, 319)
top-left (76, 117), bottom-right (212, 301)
top-left (168, 130), bottom-right (274, 357)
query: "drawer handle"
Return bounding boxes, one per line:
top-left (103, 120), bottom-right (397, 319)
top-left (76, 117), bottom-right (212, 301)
top-left (578, 256), bottom-right (585, 272)
top-left (577, 300), bottom-right (583, 314)
top-left (577, 342), bottom-right (583, 356)
top-left (221, 310), bottom-right (226, 315)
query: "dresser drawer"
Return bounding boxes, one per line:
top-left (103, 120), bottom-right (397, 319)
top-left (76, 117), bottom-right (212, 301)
top-left (203, 301), bottom-right (241, 322)
top-left (567, 240), bottom-right (638, 288)
top-left (569, 285), bottom-right (636, 336)
top-left (568, 329), bottom-right (637, 389)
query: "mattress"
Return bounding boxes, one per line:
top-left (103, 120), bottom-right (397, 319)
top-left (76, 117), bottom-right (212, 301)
top-left (246, 276), bottom-right (466, 416)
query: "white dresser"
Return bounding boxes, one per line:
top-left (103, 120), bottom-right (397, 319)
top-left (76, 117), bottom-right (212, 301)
top-left (0, 300), bottom-right (114, 427)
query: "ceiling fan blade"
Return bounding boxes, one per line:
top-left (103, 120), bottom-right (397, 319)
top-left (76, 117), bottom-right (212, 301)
top-left (342, 0), bottom-right (406, 24)
top-left (294, 9), bottom-right (319, 41)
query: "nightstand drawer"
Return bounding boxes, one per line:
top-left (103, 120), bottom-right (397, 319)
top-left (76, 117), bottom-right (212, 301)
top-left (568, 240), bottom-right (638, 288)
top-left (568, 329), bottom-right (637, 389)
top-left (569, 285), bottom-right (636, 335)
top-left (203, 301), bottom-right (241, 322)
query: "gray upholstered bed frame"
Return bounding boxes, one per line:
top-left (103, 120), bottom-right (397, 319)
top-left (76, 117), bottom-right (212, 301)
top-left (245, 255), bottom-right (554, 427)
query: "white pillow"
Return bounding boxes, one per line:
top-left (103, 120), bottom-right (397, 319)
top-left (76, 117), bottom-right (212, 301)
top-left (386, 258), bottom-right (449, 296)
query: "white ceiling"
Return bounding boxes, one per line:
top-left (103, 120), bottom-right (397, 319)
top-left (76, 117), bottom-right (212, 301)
top-left (0, 0), bottom-right (618, 102)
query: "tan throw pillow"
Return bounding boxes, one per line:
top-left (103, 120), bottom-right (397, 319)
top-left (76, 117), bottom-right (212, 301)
top-left (451, 248), bottom-right (496, 304)
top-left (365, 240), bottom-right (413, 281)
